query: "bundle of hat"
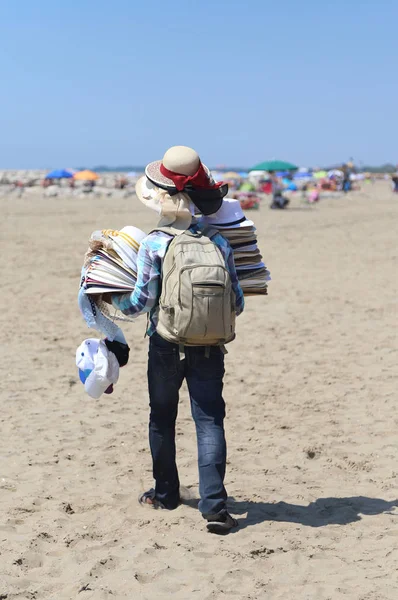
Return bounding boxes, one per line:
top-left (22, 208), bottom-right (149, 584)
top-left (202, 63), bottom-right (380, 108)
top-left (81, 201), bottom-right (269, 298)
top-left (77, 229), bottom-right (145, 400)
top-left (81, 145), bottom-right (270, 298)
top-left (203, 198), bottom-right (270, 295)
top-left (82, 226), bottom-right (146, 295)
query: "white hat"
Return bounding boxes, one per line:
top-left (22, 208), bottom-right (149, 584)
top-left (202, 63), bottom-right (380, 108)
top-left (135, 176), bottom-right (192, 233)
top-left (113, 226), bottom-right (146, 248)
top-left (202, 198), bottom-right (254, 229)
top-left (229, 242), bottom-right (258, 252)
top-left (76, 339), bottom-right (120, 399)
top-left (102, 225), bottom-right (147, 272)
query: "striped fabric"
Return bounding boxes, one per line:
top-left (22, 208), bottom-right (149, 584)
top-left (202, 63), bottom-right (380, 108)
top-left (111, 223), bottom-right (245, 337)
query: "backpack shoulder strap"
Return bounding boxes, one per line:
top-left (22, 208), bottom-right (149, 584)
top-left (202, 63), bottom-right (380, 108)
top-left (149, 227), bottom-right (177, 237)
top-left (200, 225), bottom-right (219, 239)
top-left (151, 226), bottom-right (218, 240)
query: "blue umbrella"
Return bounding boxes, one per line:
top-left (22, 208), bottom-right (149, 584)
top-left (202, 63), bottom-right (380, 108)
top-left (45, 169), bottom-right (73, 179)
top-left (294, 172), bottom-right (313, 180)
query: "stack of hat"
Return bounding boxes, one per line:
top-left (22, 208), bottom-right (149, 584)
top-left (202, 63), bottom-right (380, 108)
top-left (203, 198), bottom-right (270, 295)
top-left (83, 226), bottom-right (147, 294)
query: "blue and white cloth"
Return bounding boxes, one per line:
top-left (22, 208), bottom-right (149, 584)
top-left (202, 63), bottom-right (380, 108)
top-left (78, 271), bottom-right (127, 342)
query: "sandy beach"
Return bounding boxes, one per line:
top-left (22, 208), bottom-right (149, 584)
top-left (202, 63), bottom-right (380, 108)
top-left (1, 183), bottom-right (398, 599)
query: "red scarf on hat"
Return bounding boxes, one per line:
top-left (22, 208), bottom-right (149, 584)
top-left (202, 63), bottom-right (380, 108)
top-left (160, 161), bottom-right (223, 192)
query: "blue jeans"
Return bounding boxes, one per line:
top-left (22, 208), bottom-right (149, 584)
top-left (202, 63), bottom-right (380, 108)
top-left (147, 332), bottom-right (227, 517)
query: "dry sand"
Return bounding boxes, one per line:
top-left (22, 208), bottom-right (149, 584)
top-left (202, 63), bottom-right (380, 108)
top-left (1, 183), bottom-right (398, 600)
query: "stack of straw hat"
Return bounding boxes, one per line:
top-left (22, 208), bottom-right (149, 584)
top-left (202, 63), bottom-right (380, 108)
top-left (203, 198), bottom-right (270, 295)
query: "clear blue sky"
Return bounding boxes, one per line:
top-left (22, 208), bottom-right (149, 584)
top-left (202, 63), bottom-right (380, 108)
top-left (0, 0), bottom-right (396, 169)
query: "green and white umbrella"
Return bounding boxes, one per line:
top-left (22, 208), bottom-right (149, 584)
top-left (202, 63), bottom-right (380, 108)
top-left (251, 160), bottom-right (298, 173)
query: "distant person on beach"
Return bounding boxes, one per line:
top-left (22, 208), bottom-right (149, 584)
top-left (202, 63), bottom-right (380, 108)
top-left (308, 184), bottom-right (320, 203)
top-left (391, 174), bottom-right (398, 193)
top-left (260, 177), bottom-right (273, 194)
top-left (342, 163), bottom-right (354, 193)
top-left (106, 146), bottom-right (244, 534)
top-left (270, 174), bottom-right (289, 209)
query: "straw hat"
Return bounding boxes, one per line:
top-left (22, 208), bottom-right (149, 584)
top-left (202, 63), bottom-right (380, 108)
top-left (141, 146), bottom-right (228, 216)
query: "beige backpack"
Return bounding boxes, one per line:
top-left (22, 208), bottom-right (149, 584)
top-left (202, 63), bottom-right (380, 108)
top-left (155, 227), bottom-right (236, 346)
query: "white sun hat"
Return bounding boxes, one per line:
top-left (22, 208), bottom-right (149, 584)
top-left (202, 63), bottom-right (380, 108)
top-left (135, 176), bottom-right (193, 233)
top-left (202, 198), bottom-right (254, 229)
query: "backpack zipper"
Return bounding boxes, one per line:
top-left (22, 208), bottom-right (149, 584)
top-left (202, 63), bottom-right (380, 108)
top-left (178, 265), bottom-right (229, 306)
top-left (161, 263), bottom-right (176, 302)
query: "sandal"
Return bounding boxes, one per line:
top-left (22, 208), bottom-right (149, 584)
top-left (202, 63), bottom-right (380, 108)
top-left (138, 489), bottom-right (166, 510)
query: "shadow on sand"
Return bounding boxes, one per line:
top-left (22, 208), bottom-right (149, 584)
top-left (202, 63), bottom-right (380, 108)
top-left (182, 494), bottom-right (398, 532)
top-left (227, 496), bottom-right (398, 531)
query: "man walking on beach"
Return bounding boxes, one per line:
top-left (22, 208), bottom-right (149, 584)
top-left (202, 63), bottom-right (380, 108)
top-left (109, 146), bottom-right (244, 534)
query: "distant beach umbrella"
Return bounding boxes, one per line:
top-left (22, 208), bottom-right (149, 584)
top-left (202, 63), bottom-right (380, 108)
top-left (223, 171), bottom-right (242, 180)
top-left (45, 169), bottom-right (73, 179)
top-left (248, 170), bottom-right (267, 179)
top-left (294, 172), bottom-right (313, 180)
top-left (313, 170), bottom-right (328, 179)
top-left (328, 169), bottom-right (343, 178)
top-left (74, 170), bottom-right (99, 181)
top-left (251, 160), bottom-right (298, 172)
top-left (211, 171), bottom-right (225, 182)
